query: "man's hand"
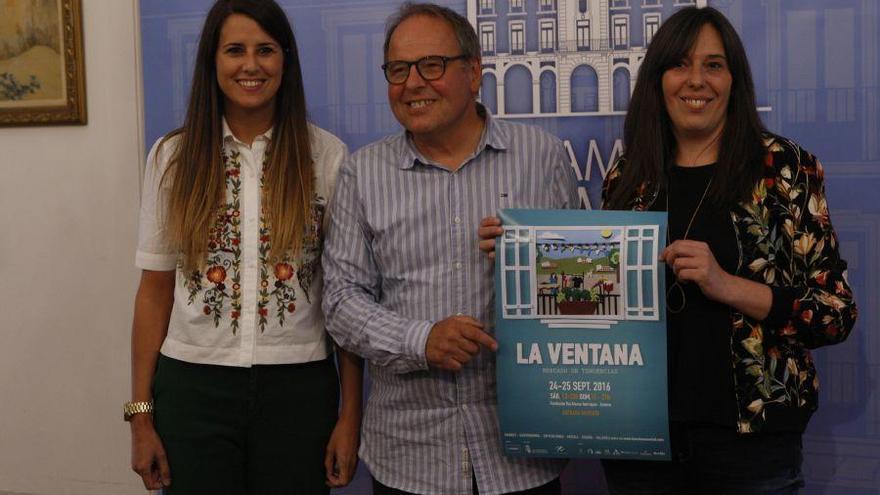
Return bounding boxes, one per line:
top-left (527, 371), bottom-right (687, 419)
top-left (478, 216), bottom-right (503, 260)
top-left (426, 316), bottom-right (498, 371)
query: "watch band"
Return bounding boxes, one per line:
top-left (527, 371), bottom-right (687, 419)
top-left (123, 400), bottom-right (154, 421)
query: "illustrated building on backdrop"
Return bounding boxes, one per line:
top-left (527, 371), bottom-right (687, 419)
top-left (467, 0), bottom-right (707, 117)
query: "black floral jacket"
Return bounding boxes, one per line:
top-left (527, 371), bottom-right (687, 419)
top-left (602, 135), bottom-right (858, 433)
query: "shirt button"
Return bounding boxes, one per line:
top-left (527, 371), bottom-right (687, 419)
top-left (462, 404), bottom-right (468, 410)
top-left (454, 216), bottom-right (462, 224)
top-left (454, 262), bottom-right (462, 270)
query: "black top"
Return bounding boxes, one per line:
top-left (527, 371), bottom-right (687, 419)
top-left (654, 164), bottom-right (740, 428)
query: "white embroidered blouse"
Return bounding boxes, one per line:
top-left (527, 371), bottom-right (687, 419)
top-left (136, 121), bottom-right (347, 367)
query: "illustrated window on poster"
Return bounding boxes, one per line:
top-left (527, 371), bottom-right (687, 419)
top-left (500, 225), bottom-right (660, 328)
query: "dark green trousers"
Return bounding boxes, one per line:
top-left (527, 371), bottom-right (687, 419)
top-left (153, 354), bottom-right (339, 494)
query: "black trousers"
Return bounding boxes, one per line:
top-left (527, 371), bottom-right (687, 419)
top-left (153, 354), bottom-right (339, 494)
top-left (602, 424), bottom-right (804, 495)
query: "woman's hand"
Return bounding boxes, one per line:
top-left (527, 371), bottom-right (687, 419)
top-left (478, 216), bottom-right (503, 260)
top-left (661, 239), bottom-right (771, 319)
top-left (661, 240), bottom-right (731, 301)
top-left (324, 414), bottom-right (360, 487)
top-left (129, 270), bottom-right (174, 490)
top-left (130, 415), bottom-right (171, 490)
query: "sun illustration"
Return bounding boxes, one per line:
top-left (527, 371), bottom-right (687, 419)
top-left (600, 229), bottom-right (613, 239)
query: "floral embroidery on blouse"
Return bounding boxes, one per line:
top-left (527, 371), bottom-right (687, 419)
top-left (179, 146), bottom-right (332, 335)
top-left (257, 229), bottom-right (293, 331)
top-left (296, 198), bottom-right (326, 301)
top-left (183, 148), bottom-right (244, 334)
top-left (255, 194), bottom-right (326, 332)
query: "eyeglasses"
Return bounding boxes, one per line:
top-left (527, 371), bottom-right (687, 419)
top-left (381, 55), bottom-right (469, 85)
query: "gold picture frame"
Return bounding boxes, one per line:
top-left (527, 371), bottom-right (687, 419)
top-left (0, 0), bottom-right (86, 126)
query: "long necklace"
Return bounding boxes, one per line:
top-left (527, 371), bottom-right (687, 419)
top-left (665, 175), bottom-right (713, 314)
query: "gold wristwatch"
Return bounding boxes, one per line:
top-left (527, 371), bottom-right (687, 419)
top-left (123, 401), bottom-right (154, 421)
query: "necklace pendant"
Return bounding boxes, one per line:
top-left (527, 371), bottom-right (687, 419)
top-left (666, 281), bottom-right (686, 314)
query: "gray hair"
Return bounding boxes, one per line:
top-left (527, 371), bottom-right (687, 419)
top-left (383, 2), bottom-right (481, 62)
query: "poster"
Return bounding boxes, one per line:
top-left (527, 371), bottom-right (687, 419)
top-left (495, 209), bottom-right (669, 461)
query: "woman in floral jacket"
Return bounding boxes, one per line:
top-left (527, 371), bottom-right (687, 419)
top-left (599, 6), bottom-right (857, 494)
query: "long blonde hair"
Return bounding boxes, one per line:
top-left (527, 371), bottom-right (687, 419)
top-left (158, 0), bottom-right (313, 273)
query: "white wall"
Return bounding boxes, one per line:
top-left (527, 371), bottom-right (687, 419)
top-left (0, 0), bottom-right (146, 493)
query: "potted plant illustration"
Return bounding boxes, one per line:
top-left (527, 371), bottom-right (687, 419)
top-left (556, 287), bottom-right (599, 315)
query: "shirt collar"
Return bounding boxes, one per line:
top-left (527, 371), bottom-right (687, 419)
top-left (222, 117), bottom-right (274, 146)
top-left (398, 103), bottom-right (509, 170)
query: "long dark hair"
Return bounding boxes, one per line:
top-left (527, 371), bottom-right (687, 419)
top-left (606, 6), bottom-right (766, 210)
top-left (159, 0), bottom-right (314, 272)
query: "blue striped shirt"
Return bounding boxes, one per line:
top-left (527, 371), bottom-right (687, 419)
top-left (323, 112), bottom-right (579, 495)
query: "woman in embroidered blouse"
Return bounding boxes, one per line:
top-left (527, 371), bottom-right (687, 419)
top-left (598, 6), bottom-right (857, 494)
top-left (128, 0), bottom-right (362, 492)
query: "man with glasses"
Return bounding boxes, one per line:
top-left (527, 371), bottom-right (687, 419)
top-left (323, 3), bottom-right (578, 494)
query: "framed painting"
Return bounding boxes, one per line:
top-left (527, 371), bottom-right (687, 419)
top-left (0, 0), bottom-right (86, 126)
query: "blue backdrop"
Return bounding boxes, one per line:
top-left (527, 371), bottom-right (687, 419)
top-left (140, 1), bottom-right (879, 493)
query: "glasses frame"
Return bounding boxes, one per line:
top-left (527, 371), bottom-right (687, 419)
top-left (381, 54), bottom-right (470, 85)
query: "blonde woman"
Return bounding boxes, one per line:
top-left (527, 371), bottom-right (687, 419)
top-left (127, 1), bottom-right (361, 492)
